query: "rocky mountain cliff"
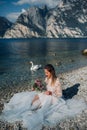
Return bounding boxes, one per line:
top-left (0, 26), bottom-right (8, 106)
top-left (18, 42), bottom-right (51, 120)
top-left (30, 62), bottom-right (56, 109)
top-left (0, 16), bottom-right (12, 38)
top-left (3, 0), bottom-right (87, 38)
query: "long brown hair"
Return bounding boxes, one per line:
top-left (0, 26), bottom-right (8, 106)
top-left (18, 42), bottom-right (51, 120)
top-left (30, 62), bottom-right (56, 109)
top-left (44, 64), bottom-right (57, 86)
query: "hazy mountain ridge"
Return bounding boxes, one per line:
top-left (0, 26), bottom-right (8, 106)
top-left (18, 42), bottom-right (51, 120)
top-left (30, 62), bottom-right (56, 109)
top-left (1, 0), bottom-right (87, 38)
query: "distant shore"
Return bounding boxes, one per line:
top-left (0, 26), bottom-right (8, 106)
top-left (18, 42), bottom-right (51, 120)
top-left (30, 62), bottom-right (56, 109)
top-left (0, 66), bottom-right (87, 130)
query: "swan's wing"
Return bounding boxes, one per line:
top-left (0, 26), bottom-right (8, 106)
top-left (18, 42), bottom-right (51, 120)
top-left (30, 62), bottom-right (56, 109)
top-left (30, 65), bottom-right (38, 71)
top-left (33, 65), bottom-right (42, 70)
top-left (33, 65), bottom-right (39, 70)
top-left (30, 64), bottom-right (42, 71)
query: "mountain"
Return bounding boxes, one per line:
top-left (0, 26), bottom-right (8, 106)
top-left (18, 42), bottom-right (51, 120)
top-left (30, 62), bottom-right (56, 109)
top-left (46, 0), bottom-right (87, 38)
top-left (3, 0), bottom-right (87, 38)
top-left (0, 16), bottom-right (12, 38)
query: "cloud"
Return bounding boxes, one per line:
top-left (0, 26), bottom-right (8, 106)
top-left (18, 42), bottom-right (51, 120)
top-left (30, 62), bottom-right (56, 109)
top-left (6, 9), bottom-right (26, 22)
top-left (13, 0), bottom-right (61, 8)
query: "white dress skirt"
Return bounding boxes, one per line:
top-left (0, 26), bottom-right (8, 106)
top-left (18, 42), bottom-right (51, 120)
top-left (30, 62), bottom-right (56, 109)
top-left (0, 78), bottom-right (87, 130)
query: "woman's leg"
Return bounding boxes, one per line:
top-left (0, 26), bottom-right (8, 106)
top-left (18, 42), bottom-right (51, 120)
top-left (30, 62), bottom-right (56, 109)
top-left (31, 95), bottom-right (39, 105)
top-left (31, 95), bottom-right (41, 110)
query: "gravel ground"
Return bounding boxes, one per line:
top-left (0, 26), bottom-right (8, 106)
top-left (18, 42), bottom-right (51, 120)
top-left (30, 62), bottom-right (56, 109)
top-left (0, 66), bottom-right (87, 130)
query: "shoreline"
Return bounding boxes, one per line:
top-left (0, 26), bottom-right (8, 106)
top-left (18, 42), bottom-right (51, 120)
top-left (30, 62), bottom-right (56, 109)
top-left (0, 66), bottom-right (87, 130)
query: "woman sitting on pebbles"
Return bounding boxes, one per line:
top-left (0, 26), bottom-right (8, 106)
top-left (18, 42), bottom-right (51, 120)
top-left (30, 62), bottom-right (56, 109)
top-left (31, 64), bottom-right (62, 109)
top-left (0, 64), bottom-right (86, 130)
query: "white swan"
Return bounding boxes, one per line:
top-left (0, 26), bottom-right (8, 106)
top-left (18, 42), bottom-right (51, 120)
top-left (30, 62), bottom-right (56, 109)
top-left (30, 61), bottom-right (42, 71)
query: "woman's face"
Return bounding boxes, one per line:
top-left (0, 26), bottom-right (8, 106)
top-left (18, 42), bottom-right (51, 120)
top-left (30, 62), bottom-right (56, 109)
top-left (44, 69), bottom-right (52, 79)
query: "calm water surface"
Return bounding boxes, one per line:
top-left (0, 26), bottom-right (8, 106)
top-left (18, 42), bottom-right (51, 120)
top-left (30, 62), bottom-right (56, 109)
top-left (0, 38), bottom-right (87, 88)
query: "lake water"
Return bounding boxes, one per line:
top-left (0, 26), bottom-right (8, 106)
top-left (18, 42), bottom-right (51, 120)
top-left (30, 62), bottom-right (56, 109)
top-left (0, 38), bottom-right (87, 88)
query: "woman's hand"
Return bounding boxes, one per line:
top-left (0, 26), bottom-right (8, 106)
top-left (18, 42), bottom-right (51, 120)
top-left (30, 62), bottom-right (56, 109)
top-left (44, 91), bottom-right (52, 95)
top-left (31, 87), bottom-right (35, 91)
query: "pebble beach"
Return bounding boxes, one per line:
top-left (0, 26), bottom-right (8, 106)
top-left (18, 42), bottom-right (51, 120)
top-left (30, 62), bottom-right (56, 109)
top-left (0, 66), bottom-right (87, 130)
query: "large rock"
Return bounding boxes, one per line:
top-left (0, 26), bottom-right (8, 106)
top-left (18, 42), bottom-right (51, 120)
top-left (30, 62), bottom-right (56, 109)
top-left (3, 0), bottom-right (87, 38)
top-left (82, 49), bottom-right (87, 55)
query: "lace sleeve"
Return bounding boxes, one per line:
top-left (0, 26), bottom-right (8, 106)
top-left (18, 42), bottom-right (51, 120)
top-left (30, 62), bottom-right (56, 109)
top-left (53, 78), bottom-right (62, 98)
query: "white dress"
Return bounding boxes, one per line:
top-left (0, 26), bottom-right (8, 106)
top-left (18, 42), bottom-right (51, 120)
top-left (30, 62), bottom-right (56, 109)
top-left (37, 77), bottom-right (63, 109)
top-left (0, 78), bottom-right (87, 130)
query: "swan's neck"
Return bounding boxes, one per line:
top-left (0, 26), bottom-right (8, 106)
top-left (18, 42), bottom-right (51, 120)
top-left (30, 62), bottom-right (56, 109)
top-left (31, 62), bottom-right (33, 67)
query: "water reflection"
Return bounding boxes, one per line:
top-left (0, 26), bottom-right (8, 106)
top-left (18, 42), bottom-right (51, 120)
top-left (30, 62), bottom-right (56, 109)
top-left (9, 39), bottom-right (48, 57)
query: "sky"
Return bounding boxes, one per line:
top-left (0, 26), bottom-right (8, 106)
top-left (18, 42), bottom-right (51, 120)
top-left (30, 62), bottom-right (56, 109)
top-left (0, 0), bottom-right (61, 22)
